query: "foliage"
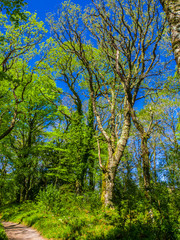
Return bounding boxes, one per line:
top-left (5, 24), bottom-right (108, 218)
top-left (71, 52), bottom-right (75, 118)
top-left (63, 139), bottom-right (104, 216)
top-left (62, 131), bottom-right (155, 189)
top-left (0, 0), bottom-right (179, 239)
top-left (0, 222), bottom-right (8, 240)
top-left (0, 11), bottom-right (47, 140)
top-left (1, 187), bottom-right (179, 240)
top-left (0, 0), bottom-right (27, 26)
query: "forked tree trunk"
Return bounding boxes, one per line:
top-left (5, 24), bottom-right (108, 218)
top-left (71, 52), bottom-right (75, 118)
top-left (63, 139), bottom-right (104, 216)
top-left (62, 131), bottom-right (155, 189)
top-left (97, 103), bottom-right (131, 208)
top-left (160, 0), bottom-right (180, 73)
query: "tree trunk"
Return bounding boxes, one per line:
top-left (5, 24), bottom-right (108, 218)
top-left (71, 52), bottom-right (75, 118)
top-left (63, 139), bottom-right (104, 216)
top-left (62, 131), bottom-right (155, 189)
top-left (141, 136), bottom-right (151, 193)
top-left (153, 140), bottom-right (157, 184)
top-left (75, 179), bottom-right (82, 194)
top-left (130, 106), bottom-right (152, 196)
top-left (160, 0), bottom-right (180, 73)
top-left (137, 155), bottom-right (144, 188)
top-left (89, 158), bottom-right (95, 191)
top-left (101, 172), bottom-right (115, 208)
top-left (98, 104), bottom-right (131, 208)
top-left (101, 153), bottom-right (116, 208)
top-left (88, 99), bottom-right (95, 191)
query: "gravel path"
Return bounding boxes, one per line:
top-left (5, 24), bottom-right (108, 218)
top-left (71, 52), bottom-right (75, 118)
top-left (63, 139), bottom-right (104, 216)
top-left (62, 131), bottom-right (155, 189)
top-left (2, 221), bottom-right (46, 240)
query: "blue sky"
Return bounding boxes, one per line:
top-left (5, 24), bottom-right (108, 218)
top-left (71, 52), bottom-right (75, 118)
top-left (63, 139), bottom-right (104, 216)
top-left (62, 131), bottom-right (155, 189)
top-left (24, 0), bottom-right (91, 94)
top-left (25, 0), bottom-right (90, 22)
top-left (24, 0), bottom-right (177, 110)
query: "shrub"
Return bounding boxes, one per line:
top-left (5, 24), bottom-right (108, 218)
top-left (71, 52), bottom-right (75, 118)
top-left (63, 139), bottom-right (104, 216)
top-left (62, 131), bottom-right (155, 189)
top-left (36, 184), bottom-right (61, 214)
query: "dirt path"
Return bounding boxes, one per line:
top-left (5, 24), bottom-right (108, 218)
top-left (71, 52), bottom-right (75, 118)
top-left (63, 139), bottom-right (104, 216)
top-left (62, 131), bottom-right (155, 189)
top-left (2, 221), bottom-right (46, 240)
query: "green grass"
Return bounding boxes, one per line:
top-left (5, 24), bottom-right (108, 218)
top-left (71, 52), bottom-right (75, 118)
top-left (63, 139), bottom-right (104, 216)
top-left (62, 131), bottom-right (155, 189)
top-left (0, 199), bottom-right (179, 240)
top-left (0, 222), bottom-right (8, 240)
top-left (0, 202), bottom-right (121, 240)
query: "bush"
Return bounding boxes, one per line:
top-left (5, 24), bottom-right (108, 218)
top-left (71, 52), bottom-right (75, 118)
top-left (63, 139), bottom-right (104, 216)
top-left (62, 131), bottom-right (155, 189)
top-left (36, 184), bottom-right (61, 214)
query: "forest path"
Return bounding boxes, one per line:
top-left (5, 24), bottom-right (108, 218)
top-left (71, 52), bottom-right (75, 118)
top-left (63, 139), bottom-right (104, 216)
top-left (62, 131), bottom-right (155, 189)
top-left (2, 221), bottom-right (46, 240)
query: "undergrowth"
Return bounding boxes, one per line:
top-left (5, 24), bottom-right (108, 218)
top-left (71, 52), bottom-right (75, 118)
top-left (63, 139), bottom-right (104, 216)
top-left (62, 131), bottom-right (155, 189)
top-left (0, 185), bottom-right (179, 240)
top-left (0, 222), bottom-right (8, 240)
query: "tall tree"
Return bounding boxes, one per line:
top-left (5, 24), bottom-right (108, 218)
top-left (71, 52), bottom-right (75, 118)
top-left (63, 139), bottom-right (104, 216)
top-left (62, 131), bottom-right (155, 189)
top-left (154, 96), bottom-right (180, 188)
top-left (48, 0), bottom-right (166, 207)
top-left (39, 39), bottom-right (97, 193)
top-left (2, 78), bottom-right (60, 202)
top-left (0, 12), bottom-right (46, 140)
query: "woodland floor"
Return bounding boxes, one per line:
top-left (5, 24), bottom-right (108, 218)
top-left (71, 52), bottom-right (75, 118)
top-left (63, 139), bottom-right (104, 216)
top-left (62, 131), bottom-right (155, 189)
top-left (2, 221), bottom-right (46, 240)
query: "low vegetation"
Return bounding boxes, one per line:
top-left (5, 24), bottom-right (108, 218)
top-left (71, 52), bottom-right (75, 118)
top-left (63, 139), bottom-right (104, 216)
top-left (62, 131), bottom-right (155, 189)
top-left (1, 184), bottom-right (179, 240)
top-left (0, 222), bottom-right (8, 240)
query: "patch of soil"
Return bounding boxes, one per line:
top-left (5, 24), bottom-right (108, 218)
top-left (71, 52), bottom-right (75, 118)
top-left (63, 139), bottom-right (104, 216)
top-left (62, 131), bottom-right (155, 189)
top-left (2, 221), bottom-right (46, 240)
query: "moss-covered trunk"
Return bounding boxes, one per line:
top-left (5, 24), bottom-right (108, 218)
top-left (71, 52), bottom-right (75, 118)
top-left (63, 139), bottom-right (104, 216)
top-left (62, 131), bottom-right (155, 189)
top-left (101, 149), bottom-right (116, 208)
top-left (101, 170), bottom-right (115, 208)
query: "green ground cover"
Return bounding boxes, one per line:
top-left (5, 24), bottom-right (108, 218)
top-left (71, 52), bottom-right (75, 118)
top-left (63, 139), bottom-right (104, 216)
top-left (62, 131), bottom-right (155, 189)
top-left (0, 202), bottom-right (121, 240)
top-left (0, 222), bottom-right (8, 240)
top-left (0, 187), bottom-right (179, 240)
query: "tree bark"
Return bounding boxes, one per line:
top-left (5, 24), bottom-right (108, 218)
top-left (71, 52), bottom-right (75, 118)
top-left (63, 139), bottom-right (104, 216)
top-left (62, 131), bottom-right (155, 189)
top-left (141, 136), bottom-right (151, 191)
top-left (152, 139), bottom-right (157, 184)
top-left (97, 101), bottom-right (131, 208)
top-left (101, 164), bottom-right (115, 208)
top-left (89, 158), bottom-right (95, 191)
top-left (130, 107), bottom-right (151, 195)
top-left (160, 0), bottom-right (180, 73)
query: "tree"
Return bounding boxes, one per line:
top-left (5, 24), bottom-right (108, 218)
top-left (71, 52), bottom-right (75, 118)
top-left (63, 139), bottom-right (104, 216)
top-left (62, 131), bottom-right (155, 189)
top-left (47, 0), bottom-right (167, 207)
top-left (38, 40), bottom-right (97, 193)
top-left (1, 78), bottom-right (60, 202)
top-left (0, 12), bottom-right (46, 140)
top-left (159, 0), bottom-right (180, 74)
top-left (153, 96), bottom-right (180, 188)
